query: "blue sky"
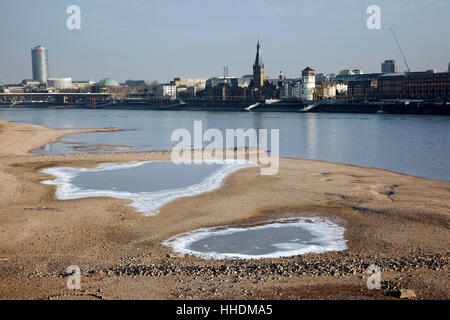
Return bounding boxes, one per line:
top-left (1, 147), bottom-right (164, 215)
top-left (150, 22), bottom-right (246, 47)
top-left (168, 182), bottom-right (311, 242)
top-left (0, 0), bottom-right (449, 83)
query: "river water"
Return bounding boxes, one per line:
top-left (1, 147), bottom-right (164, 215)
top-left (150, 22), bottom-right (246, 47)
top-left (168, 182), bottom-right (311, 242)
top-left (1, 108), bottom-right (449, 181)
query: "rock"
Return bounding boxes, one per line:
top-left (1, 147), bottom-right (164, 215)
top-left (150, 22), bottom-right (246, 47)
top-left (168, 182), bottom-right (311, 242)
top-left (387, 289), bottom-right (417, 299)
top-left (166, 253), bottom-right (186, 259)
top-left (399, 289), bottom-right (416, 299)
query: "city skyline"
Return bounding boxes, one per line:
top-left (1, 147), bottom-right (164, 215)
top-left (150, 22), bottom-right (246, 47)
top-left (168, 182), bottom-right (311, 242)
top-left (0, 0), bottom-right (449, 84)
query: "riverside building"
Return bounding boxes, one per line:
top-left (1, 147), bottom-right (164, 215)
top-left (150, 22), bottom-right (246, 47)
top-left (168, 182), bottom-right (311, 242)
top-left (155, 84), bottom-right (177, 100)
top-left (372, 70), bottom-right (449, 100)
top-left (48, 78), bottom-right (73, 90)
top-left (301, 67), bottom-right (316, 101)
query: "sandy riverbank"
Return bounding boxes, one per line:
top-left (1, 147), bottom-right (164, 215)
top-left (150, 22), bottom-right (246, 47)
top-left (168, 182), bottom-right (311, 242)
top-left (0, 120), bottom-right (448, 300)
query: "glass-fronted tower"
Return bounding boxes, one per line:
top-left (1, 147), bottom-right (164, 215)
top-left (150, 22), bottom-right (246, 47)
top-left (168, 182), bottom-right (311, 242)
top-left (31, 45), bottom-right (49, 83)
top-left (381, 60), bottom-right (397, 73)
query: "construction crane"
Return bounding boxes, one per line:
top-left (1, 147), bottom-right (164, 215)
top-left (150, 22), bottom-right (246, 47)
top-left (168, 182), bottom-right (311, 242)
top-left (390, 28), bottom-right (411, 72)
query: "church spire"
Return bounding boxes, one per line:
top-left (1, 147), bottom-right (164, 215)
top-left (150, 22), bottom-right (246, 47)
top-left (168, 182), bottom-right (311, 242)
top-left (252, 39), bottom-right (265, 91)
top-left (254, 40), bottom-right (263, 68)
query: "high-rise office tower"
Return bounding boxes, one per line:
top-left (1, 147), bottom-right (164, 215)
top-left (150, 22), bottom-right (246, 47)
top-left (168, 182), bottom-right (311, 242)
top-left (381, 60), bottom-right (397, 73)
top-left (31, 45), bottom-right (49, 83)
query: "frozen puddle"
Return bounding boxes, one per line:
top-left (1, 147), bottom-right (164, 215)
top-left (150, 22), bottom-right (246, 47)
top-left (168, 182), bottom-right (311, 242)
top-left (164, 217), bottom-right (347, 259)
top-left (41, 160), bottom-right (255, 216)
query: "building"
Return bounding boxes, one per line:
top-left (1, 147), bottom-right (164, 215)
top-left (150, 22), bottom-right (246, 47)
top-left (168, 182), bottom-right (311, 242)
top-left (21, 79), bottom-right (41, 87)
top-left (278, 80), bottom-right (299, 100)
top-left (201, 76), bottom-right (252, 100)
top-left (1, 79), bottom-right (49, 93)
top-left (381, 60), bottom-right (397, 73)
top-left (93, 78), bottom-right (125, 96)
top-left (279, 74), bottom-right (323, 100)
top-left (335, 82), bottom-right (348, 96)
top-left (205, 77), bottom-right (251, 89)
top-left (377, 73), bottom-right (405, 99)
top-left (289, 81), bottom-right (301, 99)
top-left (315, 73), bottom-right (330, 82)
top-left (31, 45), bottom-right (49, 83)
top-left (402, 71), bottom-right (449, 100)
top-left (252, 40), bottom-right (264, 90)
top-left (335, 72), bottom-right (382, 82)
top-left (155, 84), bottom-right (176, 100)
top-left (48, 78), bottom-right (73, 90)
top-left (202, 83), bottom-right (250, 100)
top-left (175, 85), bottom-right (189, 98)
top-left (339, 69), bottom-right (353, 75)
top-left (301, 67), bottom-right (315, 101)
top-left (376, 71), bottom-right (449, 100)
top-left (0, 84), bottom-right (25, 93)
top-left (125, 80), bottom-right (148, 87)
top-left (170, 77), bottom-right (207, 97)
top-left (314, 81), bottom-right (337, 100)
top-left (206, 77), bottom-right (234, 87)
top-left (280, 83), bottom-right (290, 99)
top-left (347, 80), bottom-right (377, 99)
top-left (170, 77), bottom-right (207, 90)
top-left (72, 80), bottom-right (96, 91)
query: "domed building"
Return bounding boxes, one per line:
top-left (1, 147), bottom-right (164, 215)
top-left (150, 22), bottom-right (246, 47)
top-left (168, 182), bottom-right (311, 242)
top-left (93, 77), bottom-right (125, 95)
top-left (96, 78), bottom-right (120, 87)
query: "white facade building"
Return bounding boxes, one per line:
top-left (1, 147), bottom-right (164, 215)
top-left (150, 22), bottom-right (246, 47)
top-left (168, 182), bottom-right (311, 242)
top-left (155, 84), bottom-right (176, 100)
top-left (47, 78), bottom-right (72, 90)
top-left (300, 67), bottom-right (315, 101)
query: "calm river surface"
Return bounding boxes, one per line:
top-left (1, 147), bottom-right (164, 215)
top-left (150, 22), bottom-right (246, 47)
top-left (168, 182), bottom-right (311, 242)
top-left (1, 108), bottom-right (449, 181)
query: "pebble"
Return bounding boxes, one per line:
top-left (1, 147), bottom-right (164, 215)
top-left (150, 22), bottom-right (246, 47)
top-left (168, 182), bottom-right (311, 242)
top-left (399, 289), bottom-right (417, 299)
top-left (87, 253), bottom-right (447, 287)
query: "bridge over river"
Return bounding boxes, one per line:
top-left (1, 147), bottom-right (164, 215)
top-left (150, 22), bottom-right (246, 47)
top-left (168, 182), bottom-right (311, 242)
top-left (0, 92), bottom-right (112, 105)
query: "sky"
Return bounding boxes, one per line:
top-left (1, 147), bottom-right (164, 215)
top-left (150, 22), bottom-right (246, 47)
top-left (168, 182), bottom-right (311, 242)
top-left (0, 0), bottom-right (449, 84)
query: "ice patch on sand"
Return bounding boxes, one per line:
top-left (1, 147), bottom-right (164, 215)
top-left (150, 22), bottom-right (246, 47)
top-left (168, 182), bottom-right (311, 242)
top-left (41, 160), bottom-right (255, 216)
top-left (163, 217), bottom-right (347, 259)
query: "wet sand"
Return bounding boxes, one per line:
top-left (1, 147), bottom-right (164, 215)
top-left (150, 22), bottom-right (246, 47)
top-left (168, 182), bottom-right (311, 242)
top-left (0, 119), bottom-right (448, 300)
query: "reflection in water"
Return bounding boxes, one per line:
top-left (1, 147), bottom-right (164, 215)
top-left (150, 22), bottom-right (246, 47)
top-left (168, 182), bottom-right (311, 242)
top-left (305, 114), bottom-right (318, 159)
